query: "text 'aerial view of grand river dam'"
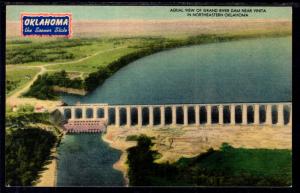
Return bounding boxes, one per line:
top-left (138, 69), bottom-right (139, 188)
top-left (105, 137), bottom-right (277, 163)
top-left (56, 37), bottom-right (291, 186)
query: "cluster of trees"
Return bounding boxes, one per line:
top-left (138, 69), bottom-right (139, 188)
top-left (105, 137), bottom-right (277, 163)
top-left (9, 40), bottom-right (32, 44)
top-left (15, 104), bottom-right (34, 113)
top-left (186, 34), bottom-right (236, 44)
top-left (126, 135), bottom-right (161, 186)
top-left (126, 135), bottom-right (292, 186)
top-left (6, 38), bottom-right (93, 64)
top-left (5, 111), bottom-right (60, 186)
top-left (6, 80), bottom-right (20, 94)
top-left (6, 111), bottom-right (51, 129)
top-left (5, 128), bottom-right (57, 186)
top-left (24, 70), bottom-right (84, 100)
top-left (84, 66), bottom-right (111, 92)
top-left (6, 48), bottom-right (75, 64)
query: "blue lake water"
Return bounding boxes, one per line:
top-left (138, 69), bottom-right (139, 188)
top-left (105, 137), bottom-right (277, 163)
top-left (61, 37), bottom-right (292, 105)
top-left (57, 37), bottom-right (292, 186)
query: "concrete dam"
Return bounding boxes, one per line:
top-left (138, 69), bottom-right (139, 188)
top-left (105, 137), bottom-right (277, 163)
top-left (56, 102), bottom-right (292, 133)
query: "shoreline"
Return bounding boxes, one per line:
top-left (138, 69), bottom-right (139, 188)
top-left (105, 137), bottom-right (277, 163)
top-left (34, 147), bottom-right (58, 187)
top-left (52, 86), bottom-right (87, 96)
top-left (102, 130), bottom-right (133, 187)
top-left (34, 132), bottom-right (64, 187)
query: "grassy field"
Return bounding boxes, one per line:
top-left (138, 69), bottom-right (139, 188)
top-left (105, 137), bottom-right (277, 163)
top-left (6, 66), bottom-right (40, 96)
top-left (45, 46), bottom-right (139, 73)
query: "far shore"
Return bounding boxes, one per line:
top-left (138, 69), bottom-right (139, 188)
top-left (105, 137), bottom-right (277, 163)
top-left (6, 19), bottom-right (291, 38)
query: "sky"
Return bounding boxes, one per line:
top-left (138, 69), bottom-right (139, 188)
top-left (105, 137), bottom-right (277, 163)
top-left (6, 6), bottom-right (292, 21)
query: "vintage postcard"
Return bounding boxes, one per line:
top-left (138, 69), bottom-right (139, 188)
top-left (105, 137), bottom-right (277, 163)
top-left (5, 5), bottom-right (292, 187)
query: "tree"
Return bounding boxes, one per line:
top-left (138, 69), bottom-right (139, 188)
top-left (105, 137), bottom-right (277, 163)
top-left (17, 104), bottom-right (34, 113)
top-left (126, 135), bottom-right (158, 186)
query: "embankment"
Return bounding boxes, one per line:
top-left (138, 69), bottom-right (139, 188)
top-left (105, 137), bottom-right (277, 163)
top-left (52, 86), bottom-right (87, 96)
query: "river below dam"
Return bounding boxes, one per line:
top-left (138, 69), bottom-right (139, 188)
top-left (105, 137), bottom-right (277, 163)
top-left (56, 134), bottom-right (124, 186)
top-left (56, 37), bottom-right (292, 186)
